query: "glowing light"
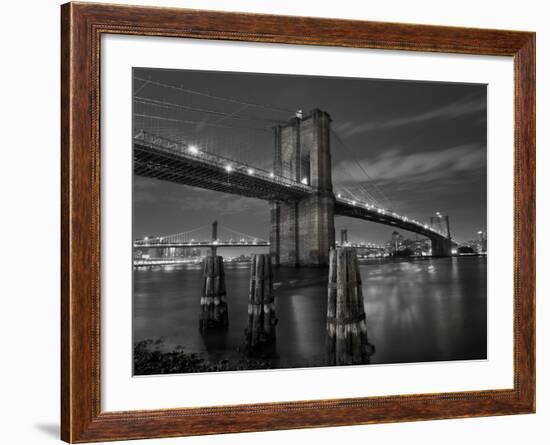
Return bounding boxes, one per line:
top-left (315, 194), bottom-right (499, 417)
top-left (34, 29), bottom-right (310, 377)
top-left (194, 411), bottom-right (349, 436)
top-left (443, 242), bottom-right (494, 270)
top-left (247, 168), bottom-right (254, 175)
top-left (269, 172), bottom-right (275, 178)
top-left (225, 164), bottom-right (233, 172)
top-left (188, 145), bottom-right (199, 154)
top-left (337, 193), bottom-right (342, 198)
top-left (351, 200), bottom-right (356, 205)
top-left (301, 177), bottom-right (308, 185)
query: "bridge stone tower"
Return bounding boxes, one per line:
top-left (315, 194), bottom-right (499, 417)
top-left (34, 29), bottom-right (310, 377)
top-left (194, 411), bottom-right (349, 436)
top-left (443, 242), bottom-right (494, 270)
top-left (429, 214), bottom-right (453, 256)
top-left (430, 236), bottom-right (453, 257)
top-left (270, 109), bottom-right (335, 267)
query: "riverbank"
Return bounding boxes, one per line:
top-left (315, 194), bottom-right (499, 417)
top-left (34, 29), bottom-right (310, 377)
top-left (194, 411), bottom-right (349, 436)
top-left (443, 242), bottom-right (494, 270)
top-left (134, 338), bottom-right (277, 375)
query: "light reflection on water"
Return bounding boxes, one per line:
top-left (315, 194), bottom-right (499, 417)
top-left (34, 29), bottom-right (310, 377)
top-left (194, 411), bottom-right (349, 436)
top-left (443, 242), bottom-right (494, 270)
top-left (133, 256), bottom-right (487, 370)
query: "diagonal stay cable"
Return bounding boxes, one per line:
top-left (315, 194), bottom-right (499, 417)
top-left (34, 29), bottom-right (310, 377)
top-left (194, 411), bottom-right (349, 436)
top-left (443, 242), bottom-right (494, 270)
top-left (331, 129), bottom-right (396, 211)
top-left (333, 159), bottom-right (384, 208)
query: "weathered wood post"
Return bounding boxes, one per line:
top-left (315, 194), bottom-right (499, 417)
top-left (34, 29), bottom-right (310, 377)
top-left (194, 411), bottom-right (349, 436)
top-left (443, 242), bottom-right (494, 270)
top-left (199, 254), bottom-right (229, 332)
top-left (245, 254), bottom-right (277, 350)
top-left (326, 247), bottom-right (374, 365)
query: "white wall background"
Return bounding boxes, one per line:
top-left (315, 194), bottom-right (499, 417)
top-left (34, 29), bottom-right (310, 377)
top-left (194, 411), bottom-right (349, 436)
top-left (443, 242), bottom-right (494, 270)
top-left (0, 1), bottom-right (546, 444)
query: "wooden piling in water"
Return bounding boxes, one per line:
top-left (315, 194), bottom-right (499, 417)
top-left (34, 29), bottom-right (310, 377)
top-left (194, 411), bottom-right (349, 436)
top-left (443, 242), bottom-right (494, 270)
top-left (326, 247), bottom-right (374, 365)
top-left (199, 255), bottom-right (228, 332)
top-left (245, 254), bottom-right (277, 350)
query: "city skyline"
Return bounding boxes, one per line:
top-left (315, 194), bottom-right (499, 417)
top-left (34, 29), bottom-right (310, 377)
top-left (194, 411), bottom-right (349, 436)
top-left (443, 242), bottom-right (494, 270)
top-left (133, 68), bottom-right (487, 245)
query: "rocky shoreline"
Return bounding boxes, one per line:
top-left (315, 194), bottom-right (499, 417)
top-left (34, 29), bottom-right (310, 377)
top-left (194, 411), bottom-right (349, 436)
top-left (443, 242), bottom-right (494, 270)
top-left (133, 339), bottom-right (277, 375)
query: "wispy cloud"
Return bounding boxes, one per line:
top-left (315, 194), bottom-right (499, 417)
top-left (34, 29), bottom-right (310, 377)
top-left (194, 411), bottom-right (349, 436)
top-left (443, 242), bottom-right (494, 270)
top-left (334, 143), bottom-right (486, 186)
top-left (334, 94), bottom-right (486, 137)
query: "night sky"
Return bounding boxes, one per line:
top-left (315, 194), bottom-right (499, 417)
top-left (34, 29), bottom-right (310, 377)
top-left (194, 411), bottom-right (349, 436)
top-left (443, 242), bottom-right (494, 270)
top-left (133, 67), bottom-right (486, 249)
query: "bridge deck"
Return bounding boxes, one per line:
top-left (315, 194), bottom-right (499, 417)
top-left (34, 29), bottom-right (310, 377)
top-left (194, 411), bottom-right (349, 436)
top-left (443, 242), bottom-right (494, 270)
top-left (134, 132), bottom-right (452, 244)
top-left (134, 132), bottom-right (311, 202)
top-left (334, 199), bottom-right (448, 241)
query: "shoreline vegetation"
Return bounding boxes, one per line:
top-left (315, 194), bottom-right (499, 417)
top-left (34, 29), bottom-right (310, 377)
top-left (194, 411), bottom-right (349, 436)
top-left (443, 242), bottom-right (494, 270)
top-left (133, 338), bottom-right (277, 375)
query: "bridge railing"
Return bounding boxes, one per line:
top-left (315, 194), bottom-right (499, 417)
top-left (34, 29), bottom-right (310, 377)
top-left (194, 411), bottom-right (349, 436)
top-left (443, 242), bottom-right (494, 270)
top-left (134, 131), bottom-right (312, 193)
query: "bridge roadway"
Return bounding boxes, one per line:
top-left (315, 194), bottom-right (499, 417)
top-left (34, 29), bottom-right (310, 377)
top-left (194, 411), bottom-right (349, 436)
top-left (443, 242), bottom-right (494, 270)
top-left (134, 131), bottom-right (312, 201)
top-left (134, 131), bottom-right (450, 244)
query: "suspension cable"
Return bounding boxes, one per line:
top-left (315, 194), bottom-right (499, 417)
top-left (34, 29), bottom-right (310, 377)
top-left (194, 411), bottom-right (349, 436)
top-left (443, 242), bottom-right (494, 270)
top-left (134, 113), bottom-right (269, 132)
top-left (134, 76), bottom-right (295, 115)
top-left (134, 96), bottom-right (283, 124)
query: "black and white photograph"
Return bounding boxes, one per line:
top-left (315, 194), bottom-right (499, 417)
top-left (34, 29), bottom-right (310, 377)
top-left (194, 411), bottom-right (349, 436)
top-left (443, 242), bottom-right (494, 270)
top-left (132, 68), bottom-right (488, 376)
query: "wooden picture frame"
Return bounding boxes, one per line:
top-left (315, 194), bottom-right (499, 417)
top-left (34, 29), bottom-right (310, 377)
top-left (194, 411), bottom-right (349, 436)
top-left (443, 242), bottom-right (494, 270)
top-left (61, 2), bottom-right (535, 442)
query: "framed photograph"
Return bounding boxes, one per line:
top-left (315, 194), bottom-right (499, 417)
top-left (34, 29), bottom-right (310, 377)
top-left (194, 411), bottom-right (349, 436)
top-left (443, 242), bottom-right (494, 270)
top-left (61, 2), bottom-right (535, 442)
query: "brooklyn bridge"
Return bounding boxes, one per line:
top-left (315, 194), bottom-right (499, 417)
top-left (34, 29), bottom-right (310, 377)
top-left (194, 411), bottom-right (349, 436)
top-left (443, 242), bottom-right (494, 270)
top-left (131, 72), bottom-right (488, 373)
top-left (134, 108), bottom-right (454, 266)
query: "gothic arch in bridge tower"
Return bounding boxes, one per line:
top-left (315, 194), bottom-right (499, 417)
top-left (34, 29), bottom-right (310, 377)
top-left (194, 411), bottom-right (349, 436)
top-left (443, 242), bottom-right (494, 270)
top-left (270, 109), bottom-right (336, 267)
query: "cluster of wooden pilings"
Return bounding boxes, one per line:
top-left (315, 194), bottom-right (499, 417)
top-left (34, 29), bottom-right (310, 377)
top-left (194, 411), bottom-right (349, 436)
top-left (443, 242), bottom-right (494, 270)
top-left (199, 247), bottom-right (373, 364)
top-left (326, 247), bottom-right (374, 365)
top-left (199, 253), bottom-right (278, 350)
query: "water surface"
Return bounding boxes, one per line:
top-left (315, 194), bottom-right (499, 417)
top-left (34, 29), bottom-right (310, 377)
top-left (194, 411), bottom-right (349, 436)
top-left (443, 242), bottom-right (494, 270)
top-left (133, 256), bottom-right (487, 373)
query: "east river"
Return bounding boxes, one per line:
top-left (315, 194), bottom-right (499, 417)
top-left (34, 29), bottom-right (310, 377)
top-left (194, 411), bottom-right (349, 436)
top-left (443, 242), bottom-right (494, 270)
top-left (133, 256), bottom-right (487, 373)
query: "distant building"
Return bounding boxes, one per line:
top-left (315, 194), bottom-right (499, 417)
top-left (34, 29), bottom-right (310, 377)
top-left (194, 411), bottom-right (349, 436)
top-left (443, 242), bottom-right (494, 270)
top-left (391, 231), bottom-right (404, 253)
top-left (462, 232), bottom-right (487, 254)
top-left (387, 231), bottom-right (431, 256)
